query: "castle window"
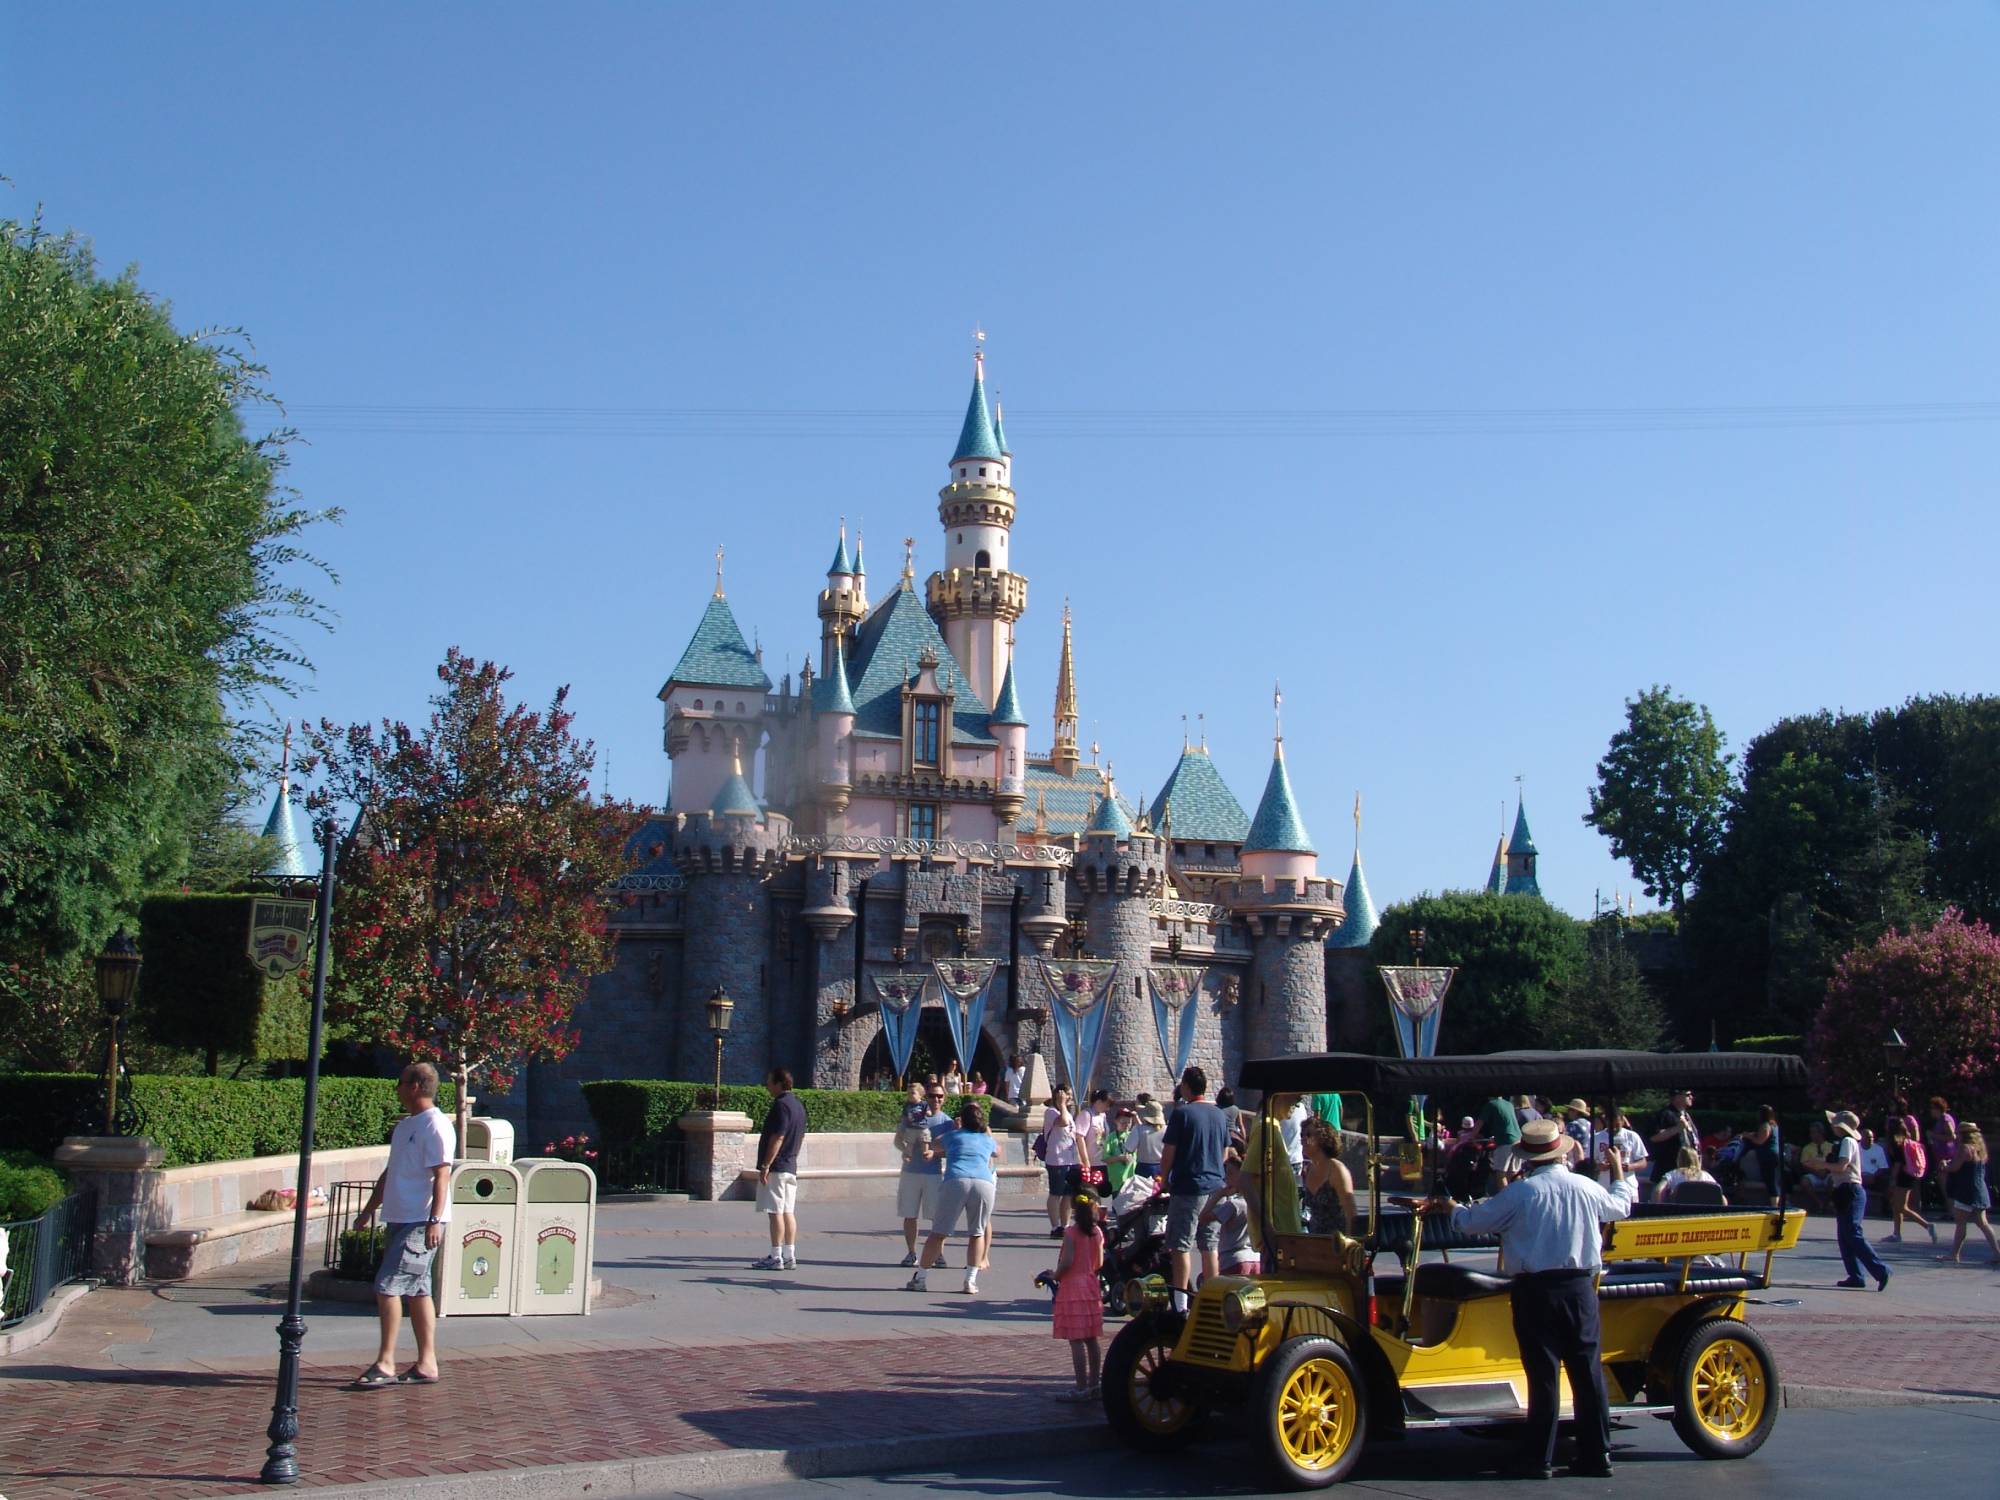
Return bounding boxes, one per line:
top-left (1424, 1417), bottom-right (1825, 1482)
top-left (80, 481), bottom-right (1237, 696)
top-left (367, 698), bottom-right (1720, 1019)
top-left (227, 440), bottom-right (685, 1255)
top-left (975, 550), bottom-right (991, 570)
top-left (908, 802), bottom-right (938, 841)
top-left (1006, 748), bottom-right (1018, 777)
top-left (978, 466), bottom-right (986, 477)
top-left (1204, 844), bottom-right (1217, 859)
top-left (692, 698), bottom-right (703, 710)
top-left (912, 700), bottom-right (941, 769)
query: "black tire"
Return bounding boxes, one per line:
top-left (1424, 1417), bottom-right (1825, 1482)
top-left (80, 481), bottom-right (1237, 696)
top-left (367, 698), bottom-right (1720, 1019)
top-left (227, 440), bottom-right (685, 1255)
top-left (1669, 1320), bottom-right (1779, 1459)
top-left (1102, 1311), bottom-right (1203, 1449)
top-left (1254, 1335), bottom-right (1368, 1489)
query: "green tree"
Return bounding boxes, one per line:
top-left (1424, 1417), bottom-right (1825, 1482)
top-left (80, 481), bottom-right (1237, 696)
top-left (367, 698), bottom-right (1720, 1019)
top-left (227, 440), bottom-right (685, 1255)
top-left (1584, 686), bottom-right (1731, 919)
top-left (1368, 892), bottom-right (1586, 1057)
top-left (0, 217), bottom-right (334, 962)
top-left (1542, 916), bottom-right (1669, 1052)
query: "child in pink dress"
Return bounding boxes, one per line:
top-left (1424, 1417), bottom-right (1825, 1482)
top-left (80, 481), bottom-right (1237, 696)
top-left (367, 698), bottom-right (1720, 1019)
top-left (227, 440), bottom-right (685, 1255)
top-left (1051, 1194), bottom-right (1105, 1401)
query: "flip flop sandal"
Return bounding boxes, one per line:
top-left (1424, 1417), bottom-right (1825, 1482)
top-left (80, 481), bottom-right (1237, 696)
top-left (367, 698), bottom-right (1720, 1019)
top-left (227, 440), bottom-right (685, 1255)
top-left (398, 1368), bottom-right (442, 1385)
top-left (350, 1367), bottom-right (398, 1390)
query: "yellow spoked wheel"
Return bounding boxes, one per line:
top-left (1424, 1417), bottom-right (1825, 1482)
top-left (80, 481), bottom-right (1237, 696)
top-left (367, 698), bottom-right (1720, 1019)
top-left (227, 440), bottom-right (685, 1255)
top-left (1671, 1320), bottom-right (1778, 1459)
top-left (1256, 1336), bottom-right (1368, 1488)
top-left (1102, 1313), bottom-right (1203, 1449)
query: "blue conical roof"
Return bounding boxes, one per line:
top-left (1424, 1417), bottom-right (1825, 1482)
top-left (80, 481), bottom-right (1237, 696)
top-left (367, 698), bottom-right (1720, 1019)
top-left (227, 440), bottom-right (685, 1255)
top-left (1086, 789), bottom-right (1135, 838)
top-left (1328, 851), bottom-right (1378, 948)
top-left (1509, 798), bottom-right (1539, 857)
top-left (261, 781), bottom-right (310, 878)
top-left (951, 364), bottom-right (1003, 462)
top-left (852, 536), bottom-right (866, 576)
top-left (665, 594), bottom-right (772, 693)
top-left (827, 528), bottom-right (853, 576)
top-left (814, 636), bottom-right (857, 717)
top-left (1243, 746), bottom-right (1314, 855)
top-left (992, 400), bottom-right (1010, 456)
top-left (710, 768), bottom-right (761, 818)
top-left (1485, 835), bottom-right (1507, 895)
top-left (1148, 748), bottom-right (1251, 844)
top-left (989, 655), bottom-right (1028, 728)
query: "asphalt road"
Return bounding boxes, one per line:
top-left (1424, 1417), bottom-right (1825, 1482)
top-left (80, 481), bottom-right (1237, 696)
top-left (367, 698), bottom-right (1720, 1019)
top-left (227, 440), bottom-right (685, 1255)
top-left (659, 1403), bottom-right (1998, 1500)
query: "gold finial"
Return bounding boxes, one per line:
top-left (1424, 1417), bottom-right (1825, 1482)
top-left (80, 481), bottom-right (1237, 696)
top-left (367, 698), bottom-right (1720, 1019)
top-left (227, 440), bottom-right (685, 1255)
top-left (1353, 791), bottom-right (1363, 863)
top-left (714, 543), bottom-right (725, 598)
top-left (280, 721), bottom-right (292, 782)
top-left (731, 732), bottom-right (743, 776)
top-left (901, 536), bottom-right (916, 587)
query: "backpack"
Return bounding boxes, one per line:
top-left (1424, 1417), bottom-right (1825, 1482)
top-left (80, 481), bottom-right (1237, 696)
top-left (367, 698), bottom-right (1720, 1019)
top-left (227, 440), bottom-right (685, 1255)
top-left (1903, 1138), bottom-right (1927, 1178)
top-left (1032, 1130), bottom-right (1048, 1162)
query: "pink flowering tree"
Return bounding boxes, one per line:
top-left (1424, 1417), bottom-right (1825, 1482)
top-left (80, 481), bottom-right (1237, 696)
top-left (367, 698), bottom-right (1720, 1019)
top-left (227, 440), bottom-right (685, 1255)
top-left (1806, 908), bottom-right (2000, 1107)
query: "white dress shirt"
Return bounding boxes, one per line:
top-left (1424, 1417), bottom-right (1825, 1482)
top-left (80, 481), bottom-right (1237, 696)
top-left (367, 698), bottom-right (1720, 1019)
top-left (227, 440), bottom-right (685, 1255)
top-left (1449, 1162), bottom-right (1637, 1274)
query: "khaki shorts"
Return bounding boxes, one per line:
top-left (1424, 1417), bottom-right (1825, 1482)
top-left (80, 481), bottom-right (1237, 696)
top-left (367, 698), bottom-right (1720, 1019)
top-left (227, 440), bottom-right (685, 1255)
top-left (756, 1171), bottom-right (798, 1215)
top-left (896, 1171), bottom-right (939, 1220)
top-left (374, 1222), bottom-right (440, 1298)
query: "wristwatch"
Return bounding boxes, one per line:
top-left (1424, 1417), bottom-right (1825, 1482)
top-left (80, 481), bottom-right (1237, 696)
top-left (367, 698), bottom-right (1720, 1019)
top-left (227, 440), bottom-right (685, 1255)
top-left (425, 1216), bottom-right (442, 1225)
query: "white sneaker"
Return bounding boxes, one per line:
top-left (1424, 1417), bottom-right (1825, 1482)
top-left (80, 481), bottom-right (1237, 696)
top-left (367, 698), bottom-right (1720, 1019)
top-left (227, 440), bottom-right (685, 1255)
top-left (899, 1251), bottom-right (919, 1267)
top-left (904, 1271), bottom-right (928, 1292)
top-left (963, 1269), bottom-right (980, 1295)
top-left (781, 1253), bottom-right (797, 1269)
top-left (750, 1253), bottom-right (785, 1271)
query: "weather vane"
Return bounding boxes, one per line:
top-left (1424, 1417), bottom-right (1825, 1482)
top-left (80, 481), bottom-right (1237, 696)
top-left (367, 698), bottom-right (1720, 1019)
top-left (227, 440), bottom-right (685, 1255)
top-left (714, 543), bottom-right (725, 598)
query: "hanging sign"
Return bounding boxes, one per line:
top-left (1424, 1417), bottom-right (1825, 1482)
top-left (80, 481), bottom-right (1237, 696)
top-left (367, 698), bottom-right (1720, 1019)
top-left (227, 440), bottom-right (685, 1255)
top-left (1145, 964), bottom-right (1206, 1085)
top-left (247, 898), bottom-right (315, 978)
top-left (932, 957), bottom-right (1000, 1076)
top-left (1035, 958), bottom-right (1120, 1099)
top-left (1377, 965), bottom-right (1455, 1060)
top-left (869, 969), bottom-right (931, 1082)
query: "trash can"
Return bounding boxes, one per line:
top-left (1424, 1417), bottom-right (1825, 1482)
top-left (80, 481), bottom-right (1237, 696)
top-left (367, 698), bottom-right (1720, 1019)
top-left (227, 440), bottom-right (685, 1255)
top-left (436, 1162), bottom-right (521, 1318)
top-left (511, 1158), bottom-right (597, 1316)
top-left (463, 1116), bottom-right (515, 1165)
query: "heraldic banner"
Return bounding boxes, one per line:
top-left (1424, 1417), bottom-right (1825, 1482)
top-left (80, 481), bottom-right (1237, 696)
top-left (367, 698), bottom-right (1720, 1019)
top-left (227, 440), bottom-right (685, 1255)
top-left (1377, 965), bottom-right (1455, 1060)
top-left (1145, 964), bottom-right (1206, 1084)
top-left (932, 957), bottom-right (1000, 1076)
top-left (1035, 958), bottom-right (1120, 1099)
top-left (869, 969), bottom-right (931, 1083)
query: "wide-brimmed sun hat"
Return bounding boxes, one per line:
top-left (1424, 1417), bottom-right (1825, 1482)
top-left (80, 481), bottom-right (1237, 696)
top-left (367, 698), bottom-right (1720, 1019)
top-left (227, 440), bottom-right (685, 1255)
top-left (1137, 1101), bottom-right (1167, 1128)
top-left (1517, 1118), bottom-right (1569, 1163)
top-left (1565, 1098), bottom-right (1589, 1117)
top-left (1825, 1109), bottom-right (1861, 1140)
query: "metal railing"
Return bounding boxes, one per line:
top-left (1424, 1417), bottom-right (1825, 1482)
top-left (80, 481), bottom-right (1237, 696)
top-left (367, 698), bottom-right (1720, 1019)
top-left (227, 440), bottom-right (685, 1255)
top-left (0, 1190), bottom-right (95, 1328)
top-left (322, 1180), bottom-right (383, 1280)
top-left (598, 1137), bottom-right (685, 1194)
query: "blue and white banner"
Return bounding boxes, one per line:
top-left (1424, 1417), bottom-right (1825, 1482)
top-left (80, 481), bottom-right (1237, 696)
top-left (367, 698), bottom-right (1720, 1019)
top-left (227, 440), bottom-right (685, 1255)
top-left (1145, 965), bottom-right (1206, 1084)
top-left (932, 957), bottom-right (1000, 1076)
top-left (1036, 958), bottom-right (1120, 1098)
top-left (869, 969), bottom-right (930, 1082)
top-left (1378, 965), bottom-right (1454, 1060)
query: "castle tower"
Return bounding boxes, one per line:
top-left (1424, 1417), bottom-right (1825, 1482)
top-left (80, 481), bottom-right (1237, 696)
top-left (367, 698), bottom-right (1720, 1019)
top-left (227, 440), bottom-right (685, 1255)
top-left (812, 634), bottom-right (857, 820)
top-left (1503, 796), bottom-right (1542, 898)
top-left (817, 522), bottom-right (866, 677)
top-left (1072, 781), bottom-right (1168, 1098)
top-left (1051, 602), bottom-right (1080, 778)
top-left (260, 723), bottom-right (312, 878)
top-left (926, 348), bottom-right (1026, 710)
top-left (1485, 831), bottom-right (1509, 895)
top-left (1228, 693), bottom-right (1341, 1075)
top-left (660, 558), bottom-right (772, 816)
top-left (989, 647), bottom-right (1029, 825)
top-left (1324, 794), bottom-right (1380, 1051)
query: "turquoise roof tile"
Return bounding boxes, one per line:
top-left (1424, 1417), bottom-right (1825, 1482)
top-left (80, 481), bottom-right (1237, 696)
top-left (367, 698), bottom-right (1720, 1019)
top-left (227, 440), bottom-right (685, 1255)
top-left (260, 782), bottom-right (310, 877)
top-left (827, 530), bottom-right (853, 576)
top-left (1509, 799), bottom-right (1539, 857)
top-left (1148, 749), bottom-right (1250, 844)
top-left (710, 769), bottom-right (761, 818)
top-left (1243, 747), bottom-right (1314, 855)
top-left (844, 587), bottom-right (995, 746)
top-left (623, 816), bottom-right (681, 881)
top-left (1327, 851), bottom-right (1378, 948)
top-left (665, 595), bottom-right (772, 693)
top-left (992, 401), bottom-right (1010, 456)
top-left (989, 655), bottom-right (1028, 727)
top-left (951, 366), bottom-right (1003, 462)
top-left (813, 636), bottom-right (857, 717)
top-left (1022, 763), bottom-right (1132, 838)
top-left (1086, 789), bottom-right (1135, 837)
top-left (1485, 836), bottom-right (1508, 895)
top-left (852, 537), bottom-right (866, 576)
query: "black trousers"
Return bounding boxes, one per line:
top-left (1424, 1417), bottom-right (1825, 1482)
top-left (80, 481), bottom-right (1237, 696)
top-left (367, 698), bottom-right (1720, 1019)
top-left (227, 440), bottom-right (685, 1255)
top-left (1509, 1269), bottom-right (1610, 1469)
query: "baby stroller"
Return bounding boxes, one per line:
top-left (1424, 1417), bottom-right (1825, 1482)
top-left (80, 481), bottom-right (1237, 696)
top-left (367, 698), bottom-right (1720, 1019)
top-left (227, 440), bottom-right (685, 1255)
top-left (1099, 1178), bottom-right (1171, 1314)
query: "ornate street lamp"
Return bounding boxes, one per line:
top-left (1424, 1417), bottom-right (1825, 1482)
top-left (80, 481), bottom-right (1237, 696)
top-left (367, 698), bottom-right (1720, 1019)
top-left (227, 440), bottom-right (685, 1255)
top-left (1883, 1027), bottom-right (1910, 1101)
top-left (1166, 930), bottom-right (1184, 964)
top-left (94, 927), bottom-right (142, 1135)
top-left (707, 987), bottom-right (735, 1108)
top-left (1065, 909), bottom-right (1088, 958)
top-left (1408, 927), bottom-right (1427, 966)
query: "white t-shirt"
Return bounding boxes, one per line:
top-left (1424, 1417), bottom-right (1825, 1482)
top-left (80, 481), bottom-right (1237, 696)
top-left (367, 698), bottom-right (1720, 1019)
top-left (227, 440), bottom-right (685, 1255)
top-left (1041, 1107), bottom-right (1081, 1166)
top-left (1001, 1065), bottom-right (1025, 1102)
top-left (1860, 1142), bottom-right (1891, 1176)
top-left (1280, 1101), bottom-right (1309, 1166)
top-left (1592, 1128), bottom-right (1647, 1185)
top-left (384, 1106), bottom-right (457, 1223)
top-left (1128, 1122), bottom-right (1164, 1166)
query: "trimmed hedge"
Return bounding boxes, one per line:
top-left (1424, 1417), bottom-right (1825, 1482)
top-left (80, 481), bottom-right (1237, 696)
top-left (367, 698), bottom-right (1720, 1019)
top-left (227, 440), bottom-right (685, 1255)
top-left (138, 893), bottom-right (310, 1070)
top-left (0, 1148), bottom-right (70, 1220)
top-left (0, 1074), bottom-right (455, 1167)
top-left (581, 1081), bottom-right (969, 1143)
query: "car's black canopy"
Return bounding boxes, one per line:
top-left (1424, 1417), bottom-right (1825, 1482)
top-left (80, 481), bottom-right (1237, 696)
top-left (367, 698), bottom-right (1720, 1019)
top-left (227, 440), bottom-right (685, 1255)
top-left (1239, 1049), bottom-right (1807, 1098)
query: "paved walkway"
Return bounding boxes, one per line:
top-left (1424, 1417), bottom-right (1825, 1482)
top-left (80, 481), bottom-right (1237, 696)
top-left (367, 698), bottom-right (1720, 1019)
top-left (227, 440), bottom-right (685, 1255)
top-left (0, 1199), bottom-right (1993, 1499)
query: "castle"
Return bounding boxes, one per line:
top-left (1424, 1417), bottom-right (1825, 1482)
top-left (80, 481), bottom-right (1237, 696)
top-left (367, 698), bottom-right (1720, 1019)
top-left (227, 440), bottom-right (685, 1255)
top-left (356, 349), bottom-right (1547, 1144)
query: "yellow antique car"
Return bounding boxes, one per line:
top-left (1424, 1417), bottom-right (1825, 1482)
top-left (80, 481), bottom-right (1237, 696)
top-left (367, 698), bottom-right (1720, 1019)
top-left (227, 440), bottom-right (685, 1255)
top-left (1102, 1049), bottom-right (1808, 1488)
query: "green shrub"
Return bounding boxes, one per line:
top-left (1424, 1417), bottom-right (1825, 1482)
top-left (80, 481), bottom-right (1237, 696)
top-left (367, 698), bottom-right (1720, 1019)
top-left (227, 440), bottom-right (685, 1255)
top-left (579, 1081), bottom-right (949, 1145)
top-left (0, 1149), bottom-right (69, 1219)
top-left (137, 893), bottom-right (310, 1071)
top-left (0, 1074), bottom-right (454, 1166)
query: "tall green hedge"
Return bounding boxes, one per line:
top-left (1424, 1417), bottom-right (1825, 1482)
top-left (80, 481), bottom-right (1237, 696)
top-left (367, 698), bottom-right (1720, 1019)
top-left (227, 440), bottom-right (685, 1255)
top-left (0, 1148), bottom-right (70, 1219)
top-left (0, 1074), bottom-right (454, 1166)
top-left (580, 1081), bottom-right (939, 1144)
top-left (138, 894), bottom-right (310, 1071)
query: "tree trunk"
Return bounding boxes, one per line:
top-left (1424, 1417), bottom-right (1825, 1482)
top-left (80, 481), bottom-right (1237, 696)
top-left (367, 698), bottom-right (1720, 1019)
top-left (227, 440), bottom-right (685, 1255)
top-left (454, 1056), bottom-right (472, 1156)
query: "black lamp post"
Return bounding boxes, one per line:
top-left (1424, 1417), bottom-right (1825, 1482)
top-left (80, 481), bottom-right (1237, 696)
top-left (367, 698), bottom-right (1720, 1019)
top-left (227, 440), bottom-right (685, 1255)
top-left (1408, 927), bottom-right (1427, 966)
top-left (1066, 909), bottom-right (1088, 958)
top-left (707, 987), bottom-right (735, 1108)
top-left (1883, 1027), bottom-right (1910, 1102)
top-left (94, 928), bottom-right (142, 1135)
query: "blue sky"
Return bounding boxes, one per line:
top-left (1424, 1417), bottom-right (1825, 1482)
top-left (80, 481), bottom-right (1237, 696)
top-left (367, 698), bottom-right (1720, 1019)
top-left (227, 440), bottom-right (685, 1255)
top-left (7, 5), bottom-right (1996, 917)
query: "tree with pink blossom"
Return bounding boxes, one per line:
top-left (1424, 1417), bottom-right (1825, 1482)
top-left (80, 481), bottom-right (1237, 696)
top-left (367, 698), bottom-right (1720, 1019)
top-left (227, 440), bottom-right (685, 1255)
top-left (1806, 908), bottom-right (2000, 1108)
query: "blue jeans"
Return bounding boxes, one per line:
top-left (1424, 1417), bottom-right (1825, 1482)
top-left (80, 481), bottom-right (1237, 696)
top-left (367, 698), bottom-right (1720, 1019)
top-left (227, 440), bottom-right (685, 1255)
top-left (1833, 1183), bottom-right (1887, 1282)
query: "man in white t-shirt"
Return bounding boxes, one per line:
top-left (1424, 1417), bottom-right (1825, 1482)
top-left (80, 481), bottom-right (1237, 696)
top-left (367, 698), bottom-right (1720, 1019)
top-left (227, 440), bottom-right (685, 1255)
top-left (1591, 1115), bottom-right (1648, 1189)
top-left (352, 1062), bottom-right (456, 1388)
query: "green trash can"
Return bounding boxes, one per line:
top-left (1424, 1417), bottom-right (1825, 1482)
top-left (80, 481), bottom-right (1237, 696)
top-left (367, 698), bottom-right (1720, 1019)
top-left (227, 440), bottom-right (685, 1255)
top-left (511, 1159), bottom-right (597, 1316)
top-left (436, 1162), bottom-right (521, 1318)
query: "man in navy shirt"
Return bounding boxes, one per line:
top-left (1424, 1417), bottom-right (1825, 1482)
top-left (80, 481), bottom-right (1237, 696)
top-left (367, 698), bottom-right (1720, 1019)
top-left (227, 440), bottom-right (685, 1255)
top-left (1158, 1065), bottom-right (1230, 1312)
top-left (751, 1068), bottom-right (808, 1271)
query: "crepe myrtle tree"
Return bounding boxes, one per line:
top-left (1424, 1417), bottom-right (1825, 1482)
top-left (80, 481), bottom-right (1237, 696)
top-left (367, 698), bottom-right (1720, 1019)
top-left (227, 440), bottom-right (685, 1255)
top-left (305, 650), bottom-right (644, 1144)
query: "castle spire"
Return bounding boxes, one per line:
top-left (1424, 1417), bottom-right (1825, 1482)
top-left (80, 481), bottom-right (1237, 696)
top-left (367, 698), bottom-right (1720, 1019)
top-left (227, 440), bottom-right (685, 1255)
top-left (260, 722), bottom-right (310, 877)
top-left (950, 342), bottom-right (1002, 463)
top-left (1328, 790), bottom-right (1377, 948)
top-left (1052, 600), bottom-right (1080, 777)
top-left (826, 519), bottom-right (852, 577)
top-left (1243, 705), bottom-right (1314, 856)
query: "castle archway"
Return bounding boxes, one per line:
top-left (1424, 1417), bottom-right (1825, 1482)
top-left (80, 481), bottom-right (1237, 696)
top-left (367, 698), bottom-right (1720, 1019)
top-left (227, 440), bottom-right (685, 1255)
top-left (858, 1003), bottom-right (1005, 1088)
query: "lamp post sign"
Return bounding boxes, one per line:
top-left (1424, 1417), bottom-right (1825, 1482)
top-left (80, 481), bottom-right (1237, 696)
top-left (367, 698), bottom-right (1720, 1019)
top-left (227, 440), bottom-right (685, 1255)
top-left (247, 898), bottom-right (315, 979)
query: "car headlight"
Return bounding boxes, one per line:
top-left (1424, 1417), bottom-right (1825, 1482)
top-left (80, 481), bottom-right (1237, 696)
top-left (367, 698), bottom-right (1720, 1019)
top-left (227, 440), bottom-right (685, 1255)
top-left (1220, 1283), bottom-right (1268, 1332)
top-left (1124, 1274), bottom-right (1168, 1315)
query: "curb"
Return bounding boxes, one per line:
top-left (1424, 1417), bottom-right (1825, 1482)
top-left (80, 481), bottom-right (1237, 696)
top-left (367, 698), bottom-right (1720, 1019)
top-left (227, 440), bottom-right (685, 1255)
top-left (299, 1420), bottom-right (1115, 1499)
top-left (0, 1280), bottom-right (95, 1359)
top-left (1780, 1383), bottom-right (1998, 1409)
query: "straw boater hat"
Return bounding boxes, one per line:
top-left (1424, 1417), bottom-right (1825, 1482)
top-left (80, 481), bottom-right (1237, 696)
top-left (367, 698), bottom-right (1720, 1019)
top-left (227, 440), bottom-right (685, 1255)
top-left (1825, 1109), bottom-right (1861, 1140)
top-left (1516, 1118), bottom-right (1569, 1164)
